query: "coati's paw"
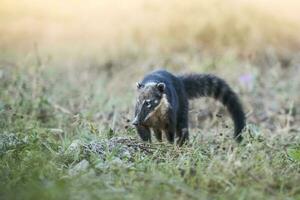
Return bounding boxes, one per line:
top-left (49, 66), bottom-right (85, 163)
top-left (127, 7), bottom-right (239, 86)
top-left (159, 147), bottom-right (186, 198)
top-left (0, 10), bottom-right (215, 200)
top-left (136, 126), bottom-right (151, 142)
top-left (176, 137), bottom-right (188, 146)
top-left (176, 128), bottom-right (189, 146)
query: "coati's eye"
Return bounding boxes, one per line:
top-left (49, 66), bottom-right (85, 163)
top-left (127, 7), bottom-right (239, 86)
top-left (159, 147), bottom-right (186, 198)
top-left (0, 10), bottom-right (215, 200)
top-left (145, 99), bottom-right (152, 108)
top-left (136, 82), bottom-right (144, 89)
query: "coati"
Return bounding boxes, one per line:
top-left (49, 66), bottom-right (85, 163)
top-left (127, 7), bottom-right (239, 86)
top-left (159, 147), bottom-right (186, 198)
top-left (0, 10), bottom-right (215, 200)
top-left (132, 70), bottom-right (246, 146)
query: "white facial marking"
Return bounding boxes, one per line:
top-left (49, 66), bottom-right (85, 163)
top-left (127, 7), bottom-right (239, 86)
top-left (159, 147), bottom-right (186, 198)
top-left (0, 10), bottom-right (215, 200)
top-left (144, 82), bottom-right (157, 87)
top-left (144, 94), bottom-right (170, 122)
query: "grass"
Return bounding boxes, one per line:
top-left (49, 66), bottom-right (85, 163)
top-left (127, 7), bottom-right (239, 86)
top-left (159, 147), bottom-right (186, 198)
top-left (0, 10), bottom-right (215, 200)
top-left (0, 50), bottom-right (299, 200)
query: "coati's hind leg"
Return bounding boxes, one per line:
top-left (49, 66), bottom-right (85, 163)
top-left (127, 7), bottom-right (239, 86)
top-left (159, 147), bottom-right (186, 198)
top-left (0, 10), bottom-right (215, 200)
top-left (176, 128), bottom-right (189, 146)
top-left (136, 126), bottom-right (151, 142)
top-left (153, 129), bottom-right (162, 142)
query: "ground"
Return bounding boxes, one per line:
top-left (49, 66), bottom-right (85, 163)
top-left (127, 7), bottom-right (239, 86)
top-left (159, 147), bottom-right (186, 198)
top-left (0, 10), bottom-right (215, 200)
top-left (0, 50), bottom-right (299, 200)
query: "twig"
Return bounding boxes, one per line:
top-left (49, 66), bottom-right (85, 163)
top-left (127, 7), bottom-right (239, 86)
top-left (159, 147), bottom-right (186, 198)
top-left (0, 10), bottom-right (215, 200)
top-left (48, 100), bottom-right (73, 115)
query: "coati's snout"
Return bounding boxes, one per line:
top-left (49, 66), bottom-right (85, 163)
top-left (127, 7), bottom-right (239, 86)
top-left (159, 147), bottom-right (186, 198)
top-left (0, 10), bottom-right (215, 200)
top-left (132, 82), bottom-right (166, 126)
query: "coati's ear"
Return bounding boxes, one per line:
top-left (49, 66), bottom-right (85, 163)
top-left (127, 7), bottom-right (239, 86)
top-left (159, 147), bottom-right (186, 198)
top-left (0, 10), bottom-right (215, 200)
top-left (136, 82), bottom-right (144, 89)
top-left (156, 82), bottom-right (165, 93)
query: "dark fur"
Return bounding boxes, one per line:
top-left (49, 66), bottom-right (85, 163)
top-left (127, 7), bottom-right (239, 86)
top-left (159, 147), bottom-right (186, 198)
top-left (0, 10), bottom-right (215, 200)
top-left (133, 70), bottom-right (246, 146)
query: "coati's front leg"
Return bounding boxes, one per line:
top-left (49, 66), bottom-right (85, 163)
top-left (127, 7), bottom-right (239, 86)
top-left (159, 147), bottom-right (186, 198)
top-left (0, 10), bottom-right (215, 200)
top-left (136, 126), bottom-right (151, 142)
top-left (153, 129), bottom-right (162, 142)
top-left (165, 126), bottom-right (175, 143)
top-left (162, 109), bottom-right (177, 144)
top-left (165, 113), bottom-right (176, 144)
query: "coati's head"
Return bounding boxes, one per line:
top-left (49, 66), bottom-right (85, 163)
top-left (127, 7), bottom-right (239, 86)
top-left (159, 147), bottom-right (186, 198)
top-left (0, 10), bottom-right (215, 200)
top-left (132, 82), bottom-right (169, 126)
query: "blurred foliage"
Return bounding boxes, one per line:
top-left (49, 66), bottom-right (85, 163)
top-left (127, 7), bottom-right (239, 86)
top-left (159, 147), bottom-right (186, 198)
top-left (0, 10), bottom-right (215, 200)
top-left (287, 147), bottom-right (300, 162)
top-left (0, 0), bottom-right (300, 58)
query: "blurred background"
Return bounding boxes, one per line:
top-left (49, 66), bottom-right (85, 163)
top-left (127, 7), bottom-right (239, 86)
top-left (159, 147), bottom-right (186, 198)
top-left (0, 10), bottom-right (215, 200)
top-left (1, 0), bottom-right (299, 134)
top-left (1, 0), bottom-right (300, 55)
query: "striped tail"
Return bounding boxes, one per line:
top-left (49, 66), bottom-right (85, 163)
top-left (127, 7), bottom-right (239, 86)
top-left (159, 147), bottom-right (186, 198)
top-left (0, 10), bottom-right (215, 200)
top-left (178, 74), bottom-right (246, 142)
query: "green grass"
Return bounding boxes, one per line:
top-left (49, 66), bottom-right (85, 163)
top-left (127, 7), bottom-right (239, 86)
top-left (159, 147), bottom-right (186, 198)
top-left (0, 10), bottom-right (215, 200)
top-left (0, 51), bottom-right (300, 200)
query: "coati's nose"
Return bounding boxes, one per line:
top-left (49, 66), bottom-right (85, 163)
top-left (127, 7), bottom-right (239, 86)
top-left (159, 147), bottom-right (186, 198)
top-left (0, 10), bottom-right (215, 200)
top-left (132, 118), bottom-right (139, 126)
